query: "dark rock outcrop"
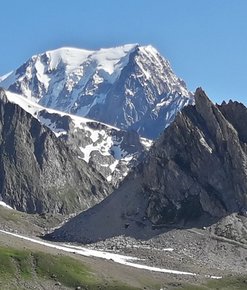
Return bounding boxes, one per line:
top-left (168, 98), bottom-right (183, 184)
top-left (47, 88), bottom-right (247, 242)
top-left (0, 89), bottom-right (110, 214)
top-left (144, 88), bottom-right (247, 224)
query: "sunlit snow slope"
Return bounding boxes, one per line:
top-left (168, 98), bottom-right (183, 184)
top-left (0, 44), bottom-right (193, 139)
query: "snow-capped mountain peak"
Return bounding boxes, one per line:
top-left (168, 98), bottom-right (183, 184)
top-left (1, 44), bottom-right (138, 102)
top-left (0, 44), bottom-right (193, 138)
top-left (44, 44), bottom-right (138, 76)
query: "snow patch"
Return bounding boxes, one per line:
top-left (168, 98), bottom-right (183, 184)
top-left (140, 138), bottom-right (153, 149)
top-left (199, 133), bottom-right (213, 154)
top-left (4, 90), bottom-right (118, 131)
top-left (0, 201), bottom-right (13, 210)
top-left (205, 275), bottom-right (222, 279)
top-left (80, 144), bottom-right (97, 163)
top-left (35, 59), bottom-right (50, 90)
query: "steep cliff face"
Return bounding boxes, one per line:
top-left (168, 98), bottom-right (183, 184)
top-left (218, 100), bottom-right (247, 144)
top-left (0, 89), bottom-right (110, 214)
top-left (144, 88), bottom-right (247, 224)
top-left (47, 89), bottom-right (247, 243)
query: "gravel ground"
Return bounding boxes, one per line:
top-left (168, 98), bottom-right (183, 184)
top-left (82, 215), bottom-right (247, 277)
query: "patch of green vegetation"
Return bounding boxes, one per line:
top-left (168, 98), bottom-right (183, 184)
top-left (33, 252), bottom-right (94, 287)
top-left (35, 251), bottom-right (139, 289)
top-left (0, 246), bottom-right (31, 279)
top-left (135, 276), bottom-right (162, 290)
top-left (0, 249), bottom-right (16, 277)
top-left (0, 246), bottom-right (139, 289)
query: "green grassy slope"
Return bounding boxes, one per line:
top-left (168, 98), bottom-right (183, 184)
top-left (0, 245), bottom-right (139, 290)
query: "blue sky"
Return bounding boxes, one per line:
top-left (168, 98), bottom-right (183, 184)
top-left (0, 0), bottom-right (246, 105)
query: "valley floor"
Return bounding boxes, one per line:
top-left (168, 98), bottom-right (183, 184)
top-left (0, 206), bottom-right (247, 289)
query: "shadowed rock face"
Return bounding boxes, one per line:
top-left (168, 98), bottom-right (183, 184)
top-left (0, 89), bottom-right (111, 214)
top-left (218, 100), bottom-right (247, 144)
top-left (47, 88), bottom-right (247, 243)
top-left (145, 88), bottom-right (247, 224)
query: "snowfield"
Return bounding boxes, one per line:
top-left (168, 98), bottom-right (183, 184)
top-left (0, 201), bottom-right (13, 210)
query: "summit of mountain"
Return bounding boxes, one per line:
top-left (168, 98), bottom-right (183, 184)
top-left (0, 44), bottom-right (193, 139)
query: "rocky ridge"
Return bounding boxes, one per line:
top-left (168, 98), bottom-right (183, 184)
top-left (144, 88), bottom-right (247, 224)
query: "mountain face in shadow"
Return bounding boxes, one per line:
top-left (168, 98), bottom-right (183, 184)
top-left (47, 88), bottom-right (247, 243)
top-left (0, 89), bottom-right (111, 214)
